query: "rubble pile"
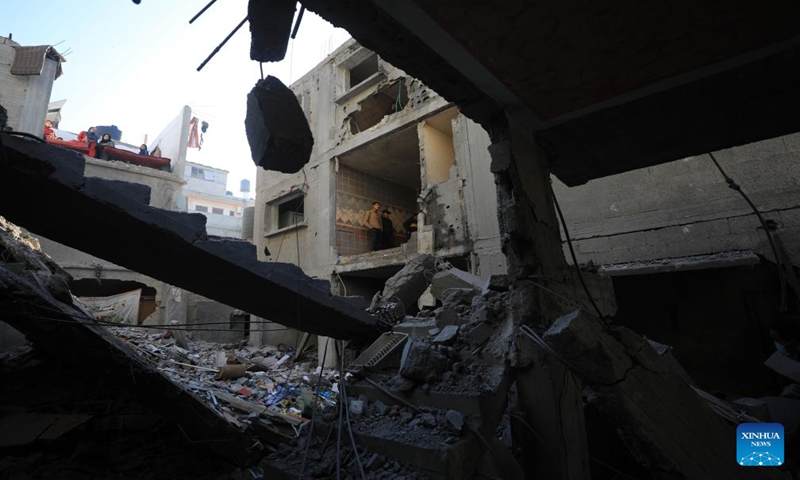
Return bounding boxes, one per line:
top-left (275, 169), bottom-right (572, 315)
top-left (0, 346), bottom-right (242, 480)
top-left (261, 259), bottom-right (515, 479)
top-left (111, 326), bottom-right (337, 444)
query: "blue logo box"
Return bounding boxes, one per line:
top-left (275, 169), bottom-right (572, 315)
top-left (737, 423), bottom-right (784, 466)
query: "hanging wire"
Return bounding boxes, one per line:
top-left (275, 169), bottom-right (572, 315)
top-left (708, 152), bottom-right (788, 312)
top-left (339, 343), bottom-right (366, 479)
top-left (298, 336), bottom-right (330, 479)
top-left (551, 184), bottom-right (605, 321)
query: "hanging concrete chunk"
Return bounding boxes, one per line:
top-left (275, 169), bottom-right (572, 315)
top-left (248, 0), bottom-right (296, 62)
top-left (245, 76), bottom-right (313, 174)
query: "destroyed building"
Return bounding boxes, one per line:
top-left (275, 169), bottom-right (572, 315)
top-left (252, 39), bottom-right (505, 348)
top-left (4, 2), bottom-right (800, 480)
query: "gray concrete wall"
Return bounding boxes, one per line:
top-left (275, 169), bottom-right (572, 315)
top-left (555, 133), bottom-right (800, 267)
top-left (185, 292), bottom-right (245, 344)
top-left (84, 157), bottom-right (186, 210)
top-left (0, 36), bottom-right (58, 136)
top-left (35, 236), bottom-right (174, 325)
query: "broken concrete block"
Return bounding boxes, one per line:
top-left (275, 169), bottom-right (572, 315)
top-left (432, 325), bottom-right (459, 346)
top-left (428, 327), bottom-right (441, 337)
top-left (430, 268), bottom-right (484, 300)
top-left (378, 254), bottom-right (436, 311)
top-left (486, 274), bottom-right (510, 292)
top-left (435, 308), bottom-right (460, 328)
top-left (393, 318), bottom-right (437, 338)
top-left (399, 340), bottom-right (449, 383)
top-left (372, 400), bottom-right (388, 416)
top-left (421, 413), bottom-right (436, 428)
top-left (248, 0), bottom-right (296, 62)
top-left (246, 76), bottom-right (313, 174)
top-left (445, 410), bottom-right (464, 433)
top-left (465, 322), bottom-right (493, 346)
top-left (441, 288), bottom-right (479, 311)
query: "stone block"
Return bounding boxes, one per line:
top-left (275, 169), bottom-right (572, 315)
top-left (435, 308), bottom-right (460, 328)
top-left (380, 254), bottom-right (436, 311)
top-left (393, 318), bottom-right (437, 338)
top-left (441, 288), bottom-right (479, 311)
top-left (432, 325), bottom-right (458, 346)
top-left (430, 268), bottom-right (484, 300)
top-left (399, 340), bottom-right (449, 383)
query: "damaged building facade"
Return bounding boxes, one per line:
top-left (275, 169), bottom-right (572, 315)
top-left (253, 40), bottom-right (505, 345)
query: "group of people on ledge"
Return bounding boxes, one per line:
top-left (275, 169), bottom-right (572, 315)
top-left (362, 201), bottom-right (418, 252)
top-left (44, 120), bottom-right (157, 161)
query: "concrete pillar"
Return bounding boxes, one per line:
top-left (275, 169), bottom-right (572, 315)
top-left (489, 112), bottom-right (592, 480)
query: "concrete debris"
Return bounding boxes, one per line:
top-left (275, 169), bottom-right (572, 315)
top-left (542, 310), bottom-right (786, 480)
top-left (485, 274), bottom-right (510, 292)
top-left (441, 287), bottom-right (479, 311)
top-left (445, 410), bottom-right (464, 433)
top-left (432, 325), bottom-right (459, 346)
top-left (435, 307), bottom-right (461, 328)
top-left (246, 76), bottom-right (314, 174)
top-left (248, 0), bottom-right (296, 62)
top-left (430, 268), bottom-right (484, 300)
top-left (376, 254), bottom-right (437, 312)
top-left (113, 326), bottom-right (338, 441)
top-left (399, 340), bottom-right (450, 383)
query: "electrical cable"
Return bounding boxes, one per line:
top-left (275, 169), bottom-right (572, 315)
top-left (335, 342), bottom-right (344, 480)
top-left (551, 185), bottom-right (605, 321)
top-left (298, 336), bottom-right (330, 480)
top-left (339, 351), bottom-right (366, 480)
top-left (708, 152), bottom-right (787, 312)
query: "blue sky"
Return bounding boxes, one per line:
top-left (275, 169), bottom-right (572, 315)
top-left (4, 1), bottom-right (350, 194)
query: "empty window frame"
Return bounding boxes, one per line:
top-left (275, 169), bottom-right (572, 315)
top-left (212, 207), bottom-right (224, 215)
top-left (278, 196), bottom-right (305, 229)
top-left (194, 205), bottom-right (208, 212)
top-left (347, 54), bottom-right (379, 88)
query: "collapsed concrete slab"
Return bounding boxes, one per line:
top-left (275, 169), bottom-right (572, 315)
top-left (542, 310), bottom-right (786, 480)
top-left (248, 0), bottom-right (296, 63)
top-left (245, 76), bottom-right (314, 174)
top-left (375, 253), bottom-right (437, 312)
top-left (0, 136), bottom-right (379, 340)
top-left (430, 268), bottom-right (484, 300)
top-left (0, 218), bottom-right (257, 465)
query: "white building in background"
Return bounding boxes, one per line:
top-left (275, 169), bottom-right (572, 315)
top-left (183, 161), bottom-right (254, 238)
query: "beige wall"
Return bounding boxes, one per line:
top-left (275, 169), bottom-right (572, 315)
top-left (421, 123), bottom-right (455, 186)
